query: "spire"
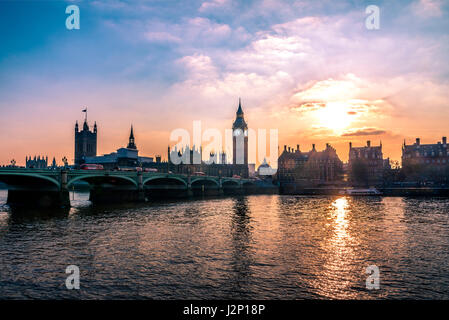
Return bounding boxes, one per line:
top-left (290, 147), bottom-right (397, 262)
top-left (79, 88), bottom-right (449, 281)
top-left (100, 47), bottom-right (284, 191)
top-left (237, 97), bottom-right (243, 115)
top-left (94, 121), bottom-right (97, 133)
top-left (127, 125), bottom-right (137, 149)
top-left (233, 97), bottom-right (247, 130)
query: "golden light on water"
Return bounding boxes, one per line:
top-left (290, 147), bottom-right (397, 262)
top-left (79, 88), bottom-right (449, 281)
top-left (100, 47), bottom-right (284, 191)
top-left (310, 196), bottom-right (360, 299)
top-left (333, 197), bottom-right (350, 242)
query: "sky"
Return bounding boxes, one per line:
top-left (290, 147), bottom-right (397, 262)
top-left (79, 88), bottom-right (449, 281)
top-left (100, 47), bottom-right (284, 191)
top-left (0, 0), bottom-right (448, 166)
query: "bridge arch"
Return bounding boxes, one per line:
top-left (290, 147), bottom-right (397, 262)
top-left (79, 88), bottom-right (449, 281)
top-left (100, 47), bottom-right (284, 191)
top-left (0, 172), bottom-right (60, 189)
top-left (67, 174), bottom-right (138, 188)
top-left (143, 176), bottom-right (188, 187)
top-left (191, 177), bottom-right (220, 187)
top-left (222, 179), bottom-right (240, 187)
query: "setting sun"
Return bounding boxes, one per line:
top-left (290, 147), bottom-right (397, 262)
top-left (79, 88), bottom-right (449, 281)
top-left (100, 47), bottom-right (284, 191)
top-left (314, 102), bottom-right (355, 132)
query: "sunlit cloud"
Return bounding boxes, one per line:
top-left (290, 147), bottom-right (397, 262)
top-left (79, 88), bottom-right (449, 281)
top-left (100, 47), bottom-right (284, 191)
top-left (341, 127), bottom-right (387, 137)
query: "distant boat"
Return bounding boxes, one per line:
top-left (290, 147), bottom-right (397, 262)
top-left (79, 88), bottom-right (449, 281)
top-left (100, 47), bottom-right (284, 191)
top-left (340, 188), bottom-right (382, 196)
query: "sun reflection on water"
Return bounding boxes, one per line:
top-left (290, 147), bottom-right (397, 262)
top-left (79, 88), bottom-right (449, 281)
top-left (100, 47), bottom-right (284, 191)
top-left (332, 197), bottom-right (350, 244)
top-left (309, 196), bottom-right (362, 299)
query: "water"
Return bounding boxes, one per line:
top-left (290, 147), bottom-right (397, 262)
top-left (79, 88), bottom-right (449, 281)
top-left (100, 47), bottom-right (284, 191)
top-left (1, 189), bottom-right (449, 299)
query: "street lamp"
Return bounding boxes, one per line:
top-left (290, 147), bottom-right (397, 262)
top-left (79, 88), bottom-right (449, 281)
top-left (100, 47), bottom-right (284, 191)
top-left (62, 156), bottom-right (68, 168)
top-left (10, 159), bottom-right (16, 167)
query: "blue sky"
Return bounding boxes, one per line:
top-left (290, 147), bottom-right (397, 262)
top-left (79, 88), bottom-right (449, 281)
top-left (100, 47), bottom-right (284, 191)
top-left (1, 0), bottom-right (448, 165)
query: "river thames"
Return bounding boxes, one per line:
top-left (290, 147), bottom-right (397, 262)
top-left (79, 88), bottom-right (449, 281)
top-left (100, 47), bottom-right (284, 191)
top-left (1, 190), bottom-right (448, 299)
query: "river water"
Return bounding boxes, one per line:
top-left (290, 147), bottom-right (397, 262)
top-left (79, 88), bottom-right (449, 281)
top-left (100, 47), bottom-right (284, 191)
top-left (0, 189), bottom-right (448, 299)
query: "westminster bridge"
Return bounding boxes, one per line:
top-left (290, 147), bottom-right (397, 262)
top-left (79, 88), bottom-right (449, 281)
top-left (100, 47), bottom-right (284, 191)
top-left (0, 168), bottom-right (274, 207)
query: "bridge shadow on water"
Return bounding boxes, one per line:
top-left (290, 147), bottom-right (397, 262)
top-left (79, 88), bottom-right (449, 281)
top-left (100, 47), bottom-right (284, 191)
top-left (2, 188), bottom-right (266, 222)
top-left (5, 205), bottom-right (70, 223)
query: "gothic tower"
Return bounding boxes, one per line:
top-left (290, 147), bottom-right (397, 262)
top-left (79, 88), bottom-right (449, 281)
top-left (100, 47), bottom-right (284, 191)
top-left (127, 125), bottom-right (137, 150)
top-left (74, 118), bottom-right (97, 165)
top-left (232, 98), bottom-right (248, 165)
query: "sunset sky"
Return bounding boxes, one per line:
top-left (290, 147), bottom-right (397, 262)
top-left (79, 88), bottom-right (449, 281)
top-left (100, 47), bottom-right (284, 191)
top-left (0, 0), bottom-right (448, 166)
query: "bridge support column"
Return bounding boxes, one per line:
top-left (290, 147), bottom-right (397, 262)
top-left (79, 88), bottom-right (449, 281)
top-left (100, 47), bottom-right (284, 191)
top-left (137, 171), bottom-right (146, 202)
top-left (187, 176), bottom-right (194, 197)
top-left (218, 178), bottom-right (224, 196)
top-left (60, 170), bottom-right (70, 207)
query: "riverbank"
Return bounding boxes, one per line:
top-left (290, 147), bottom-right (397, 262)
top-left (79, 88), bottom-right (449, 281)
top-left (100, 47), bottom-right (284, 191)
top-left (280, 185), bottom-right (449, 197)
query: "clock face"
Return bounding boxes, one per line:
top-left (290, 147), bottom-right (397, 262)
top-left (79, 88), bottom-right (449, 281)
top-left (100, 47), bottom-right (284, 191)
top-left (244, 130), bottom-right (248, 136)
top-left (233, 129), bottom-right (242, 136)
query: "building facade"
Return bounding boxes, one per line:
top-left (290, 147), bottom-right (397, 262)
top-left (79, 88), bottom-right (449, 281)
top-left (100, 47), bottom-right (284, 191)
top-left (84, 126), bottom-right (153, 169)
top-left (165, 100), bottom-right (250, 178)
top-left (75, 119), bottom-right (97, 165)
top-left (348, 140), bottom-right (387, 186)
top-left (402, 137), bottom-right (448, 167)
top-left (232, 98), bottom-right (248, 166)
top-left (401, 137), bottom-right (449, 183)
top-left (278, 143), bottom-right (343, 186)
top-left (25, 156), bottom-right (48, 169)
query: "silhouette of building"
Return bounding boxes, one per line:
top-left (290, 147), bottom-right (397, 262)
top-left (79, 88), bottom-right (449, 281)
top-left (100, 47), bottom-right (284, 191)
top-left (402, 137), bottom-right (448, 167)
top-left (26, 156), bottom-right (48, 169)
top-left (401, 137), bottom-right (449, 184)
top-left (278, 144), bottom-right (343, 186)
top-left (348, 140), bottom-right (388, 186)
top-left (232, 98), bottom-right (248, 165)
top-left (165, 99), bottom-right (250, 178)
top-left (75, 118), bottom-right (97, 165)
top-left (84, 126), bottom-right (153, 169)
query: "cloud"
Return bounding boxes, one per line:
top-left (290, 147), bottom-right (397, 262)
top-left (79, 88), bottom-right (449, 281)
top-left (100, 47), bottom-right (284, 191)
top-left (341, 127), bottom-right (387, 137)
top-left (199, 0), bottom-right (231, 12)
top-left (412, 0), bottom-right (444, 17)
top-left (144, 31), bottom-right (182, 43)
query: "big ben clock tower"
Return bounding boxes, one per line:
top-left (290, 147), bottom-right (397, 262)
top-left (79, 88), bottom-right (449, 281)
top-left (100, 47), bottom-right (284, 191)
top-left (232, 98), bottom-right (248, 165)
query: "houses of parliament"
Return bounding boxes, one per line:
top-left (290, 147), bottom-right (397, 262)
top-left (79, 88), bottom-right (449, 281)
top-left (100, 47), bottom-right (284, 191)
top-left (74, 100), bottom-right (251, 178)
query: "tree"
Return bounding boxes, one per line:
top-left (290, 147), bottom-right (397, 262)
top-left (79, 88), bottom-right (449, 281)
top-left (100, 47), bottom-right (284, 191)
top-left (350, 159), bottom-right (369, 186)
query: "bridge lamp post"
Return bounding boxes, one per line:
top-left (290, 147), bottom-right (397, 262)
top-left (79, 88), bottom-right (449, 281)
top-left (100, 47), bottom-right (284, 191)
top-left (10, 159), bottom-right (16, 168)
top-left (62, 157), bottom-right (68, 169)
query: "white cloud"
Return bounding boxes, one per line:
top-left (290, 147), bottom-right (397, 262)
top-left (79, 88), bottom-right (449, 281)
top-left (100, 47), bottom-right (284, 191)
top-left (412, 0), bottom-right (444, 17)
top-left (199, 0), bottom-right (231, 12)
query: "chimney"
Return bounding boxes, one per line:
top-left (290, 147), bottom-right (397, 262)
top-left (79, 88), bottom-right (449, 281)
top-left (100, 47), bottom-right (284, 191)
top-left (416, 138), bottom-right (420, 145)
top-left (443, 137), bottom-right (447, 145)
top-left (312, 144), bottom-right (316, 151)
top-left (296, 144), bottom-right (299, 151)
top-left (284, 145), bottom-right (287, 151)
top-left (288, 147), bottom-right (291, 152)
top-left (367, 140), bottom-right (371, 147)
top-left (349, 142), bottom-right (352, 149)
